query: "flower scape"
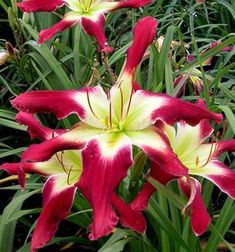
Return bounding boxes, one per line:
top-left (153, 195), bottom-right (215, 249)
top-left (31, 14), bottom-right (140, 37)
top-left (0, 1), bottom-right (235, 252)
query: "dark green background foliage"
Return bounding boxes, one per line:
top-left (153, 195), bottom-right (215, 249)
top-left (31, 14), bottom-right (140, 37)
top-left (0, 0), bottom-right (235, 251)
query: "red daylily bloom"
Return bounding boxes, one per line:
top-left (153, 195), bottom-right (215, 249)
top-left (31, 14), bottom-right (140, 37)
top-left (0, 42), bottom-right (18, 65)
top-left (174, 41), bottom-right (234, 96)
top-left (17, 0), bottom-right (151, 52)
top-left (1, 111), bottom-right (146, 251)
top-left (1, 17), bottom-right (223, 250)
top-left (129, 100), bottom-right (235, 236)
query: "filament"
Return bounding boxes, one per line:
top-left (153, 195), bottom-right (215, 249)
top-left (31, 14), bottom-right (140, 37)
top-left (119, 86), bottom-right (124, 118)
top-left (109, 96), bottom-right (113, 130)
top-left (125, 85), bottom-right (134, 118)
top-left (86, 90), bottom-right (98, 119)
top-left (200, 142), bottom-right (216, 168)
top-left (67, 165), bottom-right (73, 185)
top-left (56, 152), bottom-right (69, 174)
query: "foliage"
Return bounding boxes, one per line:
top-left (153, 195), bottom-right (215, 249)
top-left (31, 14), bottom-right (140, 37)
top-left (0, 0), bottom-right (235, 251)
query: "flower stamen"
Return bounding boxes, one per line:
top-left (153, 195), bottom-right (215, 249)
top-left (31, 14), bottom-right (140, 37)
top-left (67, 165), bottom-right (73, 185)
top-left (109, 96), bottom-right (113, 130)
top-left (56, 152), bottom-right (69, 174)
top-left (201, 142), bottom-right (216, 168)
top-left (125, 85), bottom-right (134, 118)
top-left (86, 90), bottom-right (98, 119)
top-left (119, 86), bottom-right (124, 118)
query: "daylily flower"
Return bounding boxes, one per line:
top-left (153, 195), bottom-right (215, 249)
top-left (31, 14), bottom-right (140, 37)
top-left (1, 17), bottom-right (223, 250)
top-left (0, 42), bottom-right (17, 66)
top-left (129, 100), bottom-right (235, 236)
top-left (17, 0), bottom-right (151, 52)
top-left (173, 66), bottom-right (207, 96)
top-left (174, 41), bottom-right (234, 96)
top-left (1, 111), bottom-right (146, 251)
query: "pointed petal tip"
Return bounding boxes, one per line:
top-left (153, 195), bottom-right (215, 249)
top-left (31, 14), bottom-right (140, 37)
top-left (37, 19), bottom-right (77, 44)
top-left (108, 0), bottom-right (151, 11)
top-left (88, 214), bottom-right (118, 240)
top-left (216, 139), bottom-right (235, 156)
top-left (10, 90), bottom-right (86, 120)
top-left (81, 14), bottom-right (113, 54)
top-left (179, 178), bottom-right (211, 236)
top-left (200, 161), bottom-right (235, 199)
top-left (15, 111), bottom-right (61, 141)
top-left (31, 177), bottom-right (76, 250)
top-left (130, 183), bottom-right (155, 211)
top-left (112, 194), bottom-right (147, 234)
top-left (119, 0), bottom-right (152, 9)
top-left (0, 162), bottom-right (19, 174)
top-left (124, 16), bottom-right (159, 74)
top-left (17, 0), bottom-right (64, 12)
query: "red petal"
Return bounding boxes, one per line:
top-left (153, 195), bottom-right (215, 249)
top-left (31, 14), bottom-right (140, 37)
top-left (145, 91), bottom-right (222, 126)
top-left (124, 91), bottom-right (222, 130)
top-left (11, 86), bottom-right (110, 128)
top-left (31, 175), bottom-right (76, 251)
top-left (130, 166), bottom-right (176, 214)
top-left (77, 133), bottom-right (132, 240)
top-left (198, 161), bottom-right (235, 199)
top-left (16, 112), bottom-right (66, 141)
top-left (81, 14), bottom-right (113, 53)
top-left (0, 162), bottom-right (47, 175)
top-left (132, 81), bottom-right (142, 91)
top-left (178, 177), bottom-right (211, 236)
top-left (11, 90), bottom-right (85, 119)
top-left (17, 166), bottom-right (26, 188)
top-left (38, 19), bottom-right (77, 44)
top-left (116, 0), bottom-right (151, 9)
top-left (214, 139), bottom-right (235, 157)
top-left (17, 0), bottom-right (64, 12)
top-left (130, 182), bottom-right (155, 211)
top-left (0, 162), bottom-right (50, 189)
top-left (22, 133), bottom-right (84, 162)
top-left (0, 162), bottom-right (19, 175)
top-left (112, 194), bottom-right (146, 233)
top-left (128, 127), bottom-right (188, 177)
top-left (150, 161), bottom-right (179, 185)
top-left (124, 17), bottom-right (158, 74)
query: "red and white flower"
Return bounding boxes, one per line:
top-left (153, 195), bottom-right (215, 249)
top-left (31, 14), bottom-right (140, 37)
top-left (1, 111), bottom-right (147, 251)
top-left (174, 41), bottom-right (234, 96)
top-left (1, 17), bottom-right (223, 250)
top-left (17, 0), bottom-right (151, 52)
top-left (130, 100), bottom-right (235, 236)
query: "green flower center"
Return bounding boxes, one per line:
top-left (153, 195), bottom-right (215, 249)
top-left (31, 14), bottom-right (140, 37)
top-left (79, 0), bottom-right (94, 12)
top-left (64, 0), bottom-right (97, 14)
